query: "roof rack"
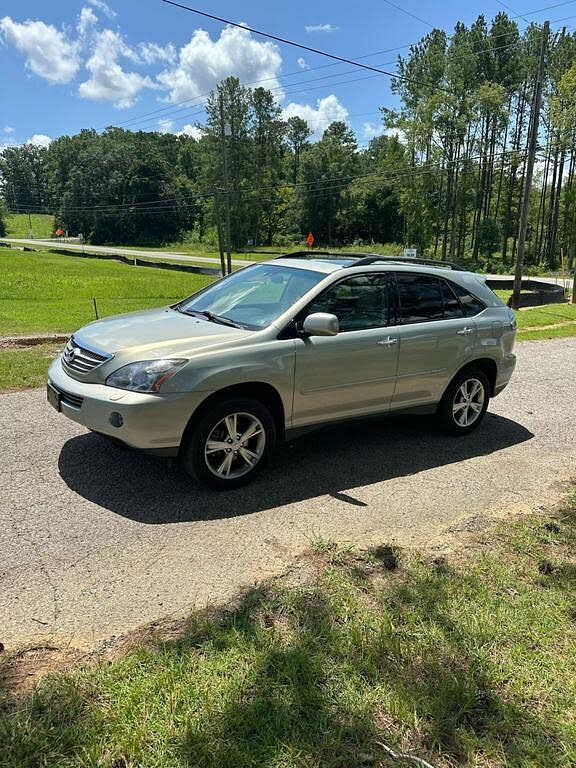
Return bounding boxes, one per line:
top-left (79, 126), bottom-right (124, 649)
top-left (353, 255), bottom-right (466, 271)
top-left (275, 251), bottom-right (466, 271)
top-left (274, 251), bottom-right (369, 260)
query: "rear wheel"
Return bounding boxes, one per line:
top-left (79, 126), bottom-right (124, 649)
top-left (180, 397), bottom-right (276, 489)
top-left (437, 368), bottom-right (490, 435)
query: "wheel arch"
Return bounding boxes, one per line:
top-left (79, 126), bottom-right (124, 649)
top-left (446, 357), bottom-right (498, 398)
top-left (179, 381), bottom-right (286, 453)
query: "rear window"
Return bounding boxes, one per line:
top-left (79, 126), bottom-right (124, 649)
top-left (449, 281), bottom-right (486, 317)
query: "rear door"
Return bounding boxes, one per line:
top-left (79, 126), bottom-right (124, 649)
top-left (390, 273), bottom-right (476, 410)
top-left (292, 273), bottom-right (399, 428)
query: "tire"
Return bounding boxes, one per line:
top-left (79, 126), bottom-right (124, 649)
top-left (180, 397), bottom-right (276, 490)
top-left (437, 368), bottom-right (490, 435)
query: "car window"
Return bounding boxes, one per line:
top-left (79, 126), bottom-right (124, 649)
top-left (449, 281), bottom-right (486, 317)
top-left (439, 279), bottom-right (465, 319)
top-left (396, 273), bottom-right (445, 323)
top-left (306, 274), bottom-right (390, 332)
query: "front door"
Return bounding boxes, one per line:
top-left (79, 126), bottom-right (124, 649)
top-left (292, 273), bottom-right (399, 428)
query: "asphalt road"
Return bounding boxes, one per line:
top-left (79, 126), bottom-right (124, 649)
top-left (1, 337), bottom-right (575, 649)
top-left (0, 237), bottom-right (253, 267)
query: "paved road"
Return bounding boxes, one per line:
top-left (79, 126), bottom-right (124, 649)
top-left (1, 338), bottom-right (575, 649)
top-left (0, 237), bottom-right (255, 268)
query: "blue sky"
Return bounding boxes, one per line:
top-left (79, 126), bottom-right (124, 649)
top-left (1, 0), bottom-right (573, 149)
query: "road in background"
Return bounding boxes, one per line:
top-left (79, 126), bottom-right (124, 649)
top-left (0, 237), bottom-right (254, 268)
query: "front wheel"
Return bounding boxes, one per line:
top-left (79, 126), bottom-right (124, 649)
top-left (180, 397), bottom-right (276, 489)
top-left (437, 369), bottom-right (490, 435)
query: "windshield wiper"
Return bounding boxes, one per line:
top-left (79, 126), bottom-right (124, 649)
top-left (178, 308), bottom-right (243, 328)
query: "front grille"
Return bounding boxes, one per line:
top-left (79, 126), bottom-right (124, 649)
top-left (62, 337), bottom-right (111, 374)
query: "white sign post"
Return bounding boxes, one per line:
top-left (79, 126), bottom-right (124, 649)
top-left (403, 248), bottom-right (417, 259)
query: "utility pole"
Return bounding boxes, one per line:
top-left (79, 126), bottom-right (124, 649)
top-left (28, 210), bottom-right (33, 239)
top-left (511, 20), bottom-right (549, 310)
top-left (218, 93), bottom-right (233, 275)
top-left (213, 192), bottom-right (227, 277)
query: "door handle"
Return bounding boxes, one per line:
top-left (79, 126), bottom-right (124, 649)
top-left (456, 327), bottom-right (474, 336)
top-left (377, 336), bottom-right (398, 347)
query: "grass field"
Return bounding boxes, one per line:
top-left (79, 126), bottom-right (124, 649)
top-left (4, 213), bottom-right (55, 239)
top-left (0, 249), bottom-right (213, 336)
top-left (2, 495), bottom-right (576, 768)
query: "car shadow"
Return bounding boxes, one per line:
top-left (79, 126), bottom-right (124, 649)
top-left (57, 412), bottom-right (534, 524)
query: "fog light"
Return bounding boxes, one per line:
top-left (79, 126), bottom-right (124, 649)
top-left (109, 411), bottom-right (123, 428)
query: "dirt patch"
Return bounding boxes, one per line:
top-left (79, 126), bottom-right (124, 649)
top-left (0, 645), bottom-right (84, 705)
top-left (0, 334), bottom-right (69, 350)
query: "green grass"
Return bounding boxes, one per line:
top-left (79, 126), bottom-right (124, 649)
top-left (3, 498), bottom-right (576, 767)
top-left (515, 302), bottom-right (576, 328)
top-left (0, 343), bottom-right (61, 390)
top-left (4, 213), bottom-right (55, 239)
top-left (0, 249), bottom-right (214, 335)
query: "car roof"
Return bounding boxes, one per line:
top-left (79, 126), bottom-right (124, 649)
top-left (266, 252), bottom-right (473, 277)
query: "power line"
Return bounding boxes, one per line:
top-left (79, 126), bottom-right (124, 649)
top-left (105, 5), bottom-right (574, 134)
top-left (160, 0), bottom-right (452, 93)
top-left (381, 0), bottom-right (434, 28)
top-left (10, 147), bottom-right (531, 217)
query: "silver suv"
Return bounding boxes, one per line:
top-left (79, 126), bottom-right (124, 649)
top-left (47, 254), bottom-right (517, 489)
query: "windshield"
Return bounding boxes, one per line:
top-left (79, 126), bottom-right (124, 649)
top-left (176, 263), bottom-right (325, 330)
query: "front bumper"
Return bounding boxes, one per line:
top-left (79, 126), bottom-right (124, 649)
top-left (47, 356), bottom-right (204, 453)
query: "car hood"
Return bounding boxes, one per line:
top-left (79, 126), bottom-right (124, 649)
top-left (74, 306), bottom-right (252, 359)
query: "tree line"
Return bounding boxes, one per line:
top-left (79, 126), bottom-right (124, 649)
top-left (2, 12), bottom-right (576, 270)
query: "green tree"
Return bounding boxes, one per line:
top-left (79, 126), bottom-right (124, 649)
top-left (0, 144), bottom-right (49, 211)
top-left (299, 121), bottom-right (358, 245)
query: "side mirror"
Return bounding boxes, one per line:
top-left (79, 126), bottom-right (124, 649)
top-left (302, 312), bottom-right (339, 337)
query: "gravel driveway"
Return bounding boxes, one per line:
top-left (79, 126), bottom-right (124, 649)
top-left (1, 337), bottom-right (575, 649)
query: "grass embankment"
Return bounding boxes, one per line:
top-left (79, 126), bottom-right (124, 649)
top-left (2, 496), bottom-right (576, 767)
top-left (0, 249), bottom-right (214, 389)
top-left (4, 213), bottom-right (54, 239)
top-left (0, 343), bottom-right (62, 391)
top-left (0, 249), bottom-right (213, 336)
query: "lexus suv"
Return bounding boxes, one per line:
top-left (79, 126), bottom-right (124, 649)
top-left (47, 253), bottom-right (517, 489)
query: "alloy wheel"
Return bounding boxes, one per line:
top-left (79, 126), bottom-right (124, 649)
top-left (204, 411), bottom-right (266, 479)
top-left (452, 377), bottom-right (485, 428)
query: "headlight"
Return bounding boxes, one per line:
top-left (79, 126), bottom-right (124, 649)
top-left (105, 359), bottom-right (187, 393)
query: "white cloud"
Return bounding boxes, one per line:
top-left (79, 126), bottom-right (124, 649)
top-left (384, 127), bottom-right (405, 143)
top-left (157, 25), bottom-right (282, 103)
top-left (79, 29), bottom-right (155, 108)
top-left (282, 95), bottom-right (349, 139)
top-left (87, 0), bottom-right (116, 19)
top-left (305, 23), bottom-right (338, 33)
top-left (157, 118), bottom-right (202, 139)
top-left (78, 6), bottom-right (97, 37)
top-left (138, 41), bottom-right (177, 65)
top-left (3, 126), bottom-right (14, 134)
top-left (296, 57), bottom-right (310, 70)
top-left (27, 133), bottom-right (52, 148)
top-left (362, 121), bottom-right (384, 141)
top-left (177, 124), bottom-right (202, 139)
top-left (0, 16), bottom-right (80, 84)
top-left (157, 118), bottom-right (173, 133)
